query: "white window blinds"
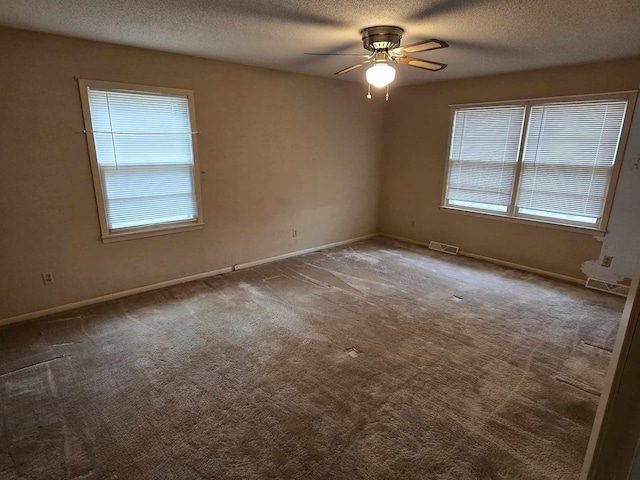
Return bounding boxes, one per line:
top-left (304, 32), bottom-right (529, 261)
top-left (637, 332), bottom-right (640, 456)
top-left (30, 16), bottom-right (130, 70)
top-left (446, 106), bottom-right (525, 213)
top-left (87, 88), bottom-right (198, 231)
top-left (516, 100), bottom-right (628, 225)
top-left (444, 95), bottom-right (631, 229)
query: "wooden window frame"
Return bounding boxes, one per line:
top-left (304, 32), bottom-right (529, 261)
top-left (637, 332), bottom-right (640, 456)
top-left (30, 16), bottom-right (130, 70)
top-left (78, 79), bottom-right (204, 243)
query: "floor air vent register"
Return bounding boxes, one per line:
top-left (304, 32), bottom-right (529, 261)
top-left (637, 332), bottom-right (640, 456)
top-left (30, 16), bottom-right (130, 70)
top-left (585, 278), bottom-right (629, 297)
top-left (428, 241), bottom-right (459, 255)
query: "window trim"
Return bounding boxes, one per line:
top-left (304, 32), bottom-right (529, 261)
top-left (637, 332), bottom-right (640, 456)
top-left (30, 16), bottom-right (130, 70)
top-left (78, 79), bottom-right (204, 243)
top-left (441, 91), bottom-right (637, 233)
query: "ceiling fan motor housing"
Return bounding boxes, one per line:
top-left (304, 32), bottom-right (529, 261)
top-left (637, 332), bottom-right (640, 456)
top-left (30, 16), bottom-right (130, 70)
top-left (361, 26), bottom-right (404, 52)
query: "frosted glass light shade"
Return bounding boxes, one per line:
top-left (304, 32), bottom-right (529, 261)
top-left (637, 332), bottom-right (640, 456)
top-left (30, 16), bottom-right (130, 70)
top-left (366, 64), bottom-right (396, 88)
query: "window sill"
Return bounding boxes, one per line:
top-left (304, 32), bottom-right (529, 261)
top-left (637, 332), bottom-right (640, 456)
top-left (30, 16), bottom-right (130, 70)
top-left (439, 207), bottom-right (606, 236)
top-left (101, 222), bottom-right (205, 243)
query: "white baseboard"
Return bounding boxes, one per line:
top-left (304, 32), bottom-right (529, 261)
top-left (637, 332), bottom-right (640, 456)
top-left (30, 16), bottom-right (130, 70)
top-left (0, 266), bottom-right (233, 328)
top-left (380, 233), bottom-right (431, 248)
top-left (0, 233), bottom-right (378, 328)
top-left (234, 234), bottom-right (378, 270)
top-left (459, 251), bottom-right (585, 285)
top-left (381, 233), bottom-right (585, 286)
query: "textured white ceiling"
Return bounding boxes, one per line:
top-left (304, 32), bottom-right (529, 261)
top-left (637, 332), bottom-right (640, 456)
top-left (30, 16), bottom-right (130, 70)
top-left (1, 0), bottom-right (639, 86)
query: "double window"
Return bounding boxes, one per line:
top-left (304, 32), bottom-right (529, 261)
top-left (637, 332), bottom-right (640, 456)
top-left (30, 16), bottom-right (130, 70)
top-left (443, 92), bottom-right (636, 230)
top-left (79, 80), bottom-right (203, 242)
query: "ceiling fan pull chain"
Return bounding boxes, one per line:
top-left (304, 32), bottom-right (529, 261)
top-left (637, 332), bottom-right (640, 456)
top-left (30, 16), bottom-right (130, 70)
top-left (386, 85), bottom-right (390, 102)
top-left (366, 83), bottom-right (372, 100)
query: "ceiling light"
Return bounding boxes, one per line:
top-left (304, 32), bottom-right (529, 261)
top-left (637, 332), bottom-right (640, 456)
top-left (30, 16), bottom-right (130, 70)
top-left (366, 63), bottom-right (396, 88)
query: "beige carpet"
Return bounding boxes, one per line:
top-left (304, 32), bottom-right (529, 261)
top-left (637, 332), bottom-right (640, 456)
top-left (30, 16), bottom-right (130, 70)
top-left (0, 237), bottom-right (623, 479)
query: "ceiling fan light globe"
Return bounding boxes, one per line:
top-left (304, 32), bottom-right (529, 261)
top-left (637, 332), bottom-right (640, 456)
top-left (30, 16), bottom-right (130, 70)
top-left (366, 64), bottom-right (396, 88)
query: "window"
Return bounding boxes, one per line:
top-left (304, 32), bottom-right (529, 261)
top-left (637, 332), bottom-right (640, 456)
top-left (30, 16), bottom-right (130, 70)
top-left (443, 92), bottom-right (636, 231)
top-left (79, 80), bottom-right (203, 242)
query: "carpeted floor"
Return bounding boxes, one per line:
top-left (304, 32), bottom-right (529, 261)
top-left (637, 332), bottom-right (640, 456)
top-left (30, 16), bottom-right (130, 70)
top-left (0, 237), bottom-right (624, 479)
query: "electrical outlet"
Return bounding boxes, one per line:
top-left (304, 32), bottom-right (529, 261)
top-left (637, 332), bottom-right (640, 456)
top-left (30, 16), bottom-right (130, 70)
top-left (42, 272), bottom-right (54, 285)
top-left (292, 229), bottom-right (297, 238)
top-left (601, 256), bottom-right (613, 268)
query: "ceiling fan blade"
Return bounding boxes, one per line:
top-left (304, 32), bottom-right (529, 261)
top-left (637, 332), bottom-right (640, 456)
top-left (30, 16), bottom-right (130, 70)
top-left (395, 57), bottom-right (447, 71)
top-left (304, 53), bottom-right (370, 57)
top-left (392, 39), bottom-right (448, 55)
top-left (334, 61), bottom-right (370, 75)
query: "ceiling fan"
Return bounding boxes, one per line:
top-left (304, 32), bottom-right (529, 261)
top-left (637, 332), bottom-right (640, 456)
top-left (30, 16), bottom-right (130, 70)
top-left (306, 26), bottom-right (448, 100)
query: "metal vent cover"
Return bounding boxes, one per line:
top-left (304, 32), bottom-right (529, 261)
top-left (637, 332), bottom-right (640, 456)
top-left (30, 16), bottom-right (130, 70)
top-left (585, 277), bottom-right (629, 297)
top-left (428, 241), bottom-right (459, 255)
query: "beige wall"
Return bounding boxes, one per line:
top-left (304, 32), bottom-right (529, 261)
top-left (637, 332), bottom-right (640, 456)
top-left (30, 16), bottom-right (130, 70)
top-left (2, 26), bottom-right (639, 321)
top-left (0, 28), bottom-right (384, 320)
top-left (380, 57), bottom-right (640, 281)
